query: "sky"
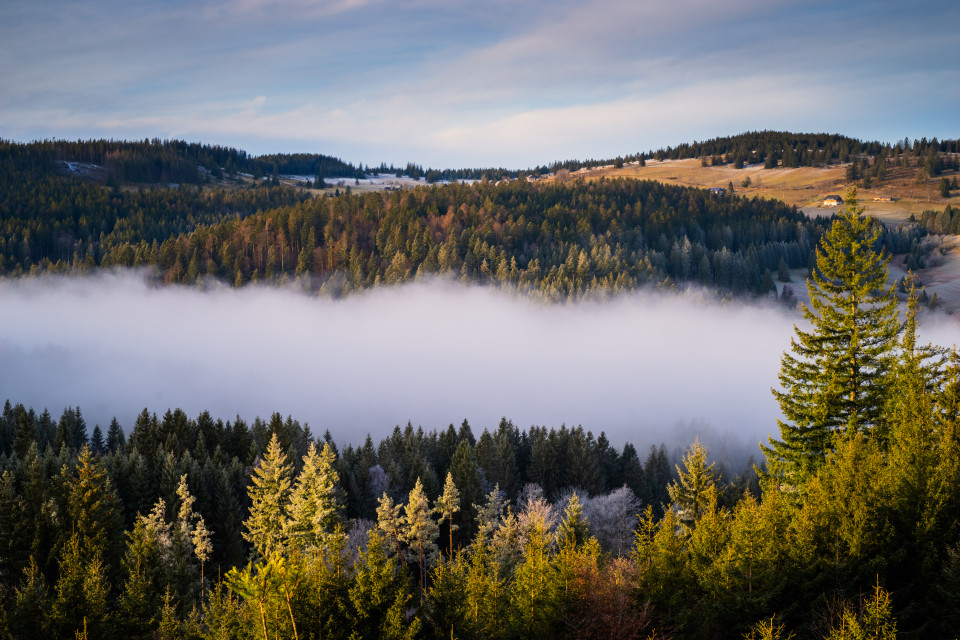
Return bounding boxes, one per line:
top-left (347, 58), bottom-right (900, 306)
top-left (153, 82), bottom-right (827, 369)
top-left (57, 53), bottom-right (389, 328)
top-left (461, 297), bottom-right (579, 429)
top-left (0, 0), bottom-right (957, 169)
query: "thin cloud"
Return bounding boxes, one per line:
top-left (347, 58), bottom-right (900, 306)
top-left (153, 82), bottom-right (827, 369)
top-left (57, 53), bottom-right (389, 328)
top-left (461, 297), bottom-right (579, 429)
top-left (1, 0), bottom-right (957, 166)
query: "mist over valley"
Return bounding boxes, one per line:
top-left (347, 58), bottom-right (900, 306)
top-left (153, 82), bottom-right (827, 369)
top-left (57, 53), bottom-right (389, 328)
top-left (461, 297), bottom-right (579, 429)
top-left (0, 271), bottom-right (827, 461)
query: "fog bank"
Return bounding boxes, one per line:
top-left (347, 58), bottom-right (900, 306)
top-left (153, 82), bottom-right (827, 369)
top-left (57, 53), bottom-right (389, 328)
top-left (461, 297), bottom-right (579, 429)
top-left (3, 273), bottom-right (954, 456)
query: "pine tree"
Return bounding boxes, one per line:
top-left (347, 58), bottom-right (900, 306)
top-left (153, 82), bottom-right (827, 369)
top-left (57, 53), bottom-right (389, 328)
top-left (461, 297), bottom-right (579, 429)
top-left (91, 425), bottom-right (106, 455)
top-left (117, 510), bottom-right (168, 639)
top-left (173, 474), bottom-right (212, 597)
top-left (827, 580), bottom-right (897, 640)
top-left (243, 433), bottom-right (293, 558)
top-left (765, 189), bottom-right (900, 485)
top-left (51, 533), bottom-right (112, 639)
top-left (11, 558), bottom-right (49, 639)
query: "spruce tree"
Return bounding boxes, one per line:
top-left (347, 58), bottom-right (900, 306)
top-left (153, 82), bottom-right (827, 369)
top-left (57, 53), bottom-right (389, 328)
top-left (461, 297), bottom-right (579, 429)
top-left (376, 493), bottom-right (404, 563)
top-left (402, 478), bottom-right (439, 595)
top-left (434, 472), bottom-right (460, 559)
top-left (765, 189), bottom-right (900, 485)
top-left (557, 492), bottom-right (589, 548)
top-left (106, 417), bottom-right (125, 453)
top-left (68, 445), bottom-right (124, 571)
top-left (285, 442), bottom-right (342, 553)
top-left (243, 433), bottom-right (293, 558)
top-left (667, 439), bottom-right (717, 526)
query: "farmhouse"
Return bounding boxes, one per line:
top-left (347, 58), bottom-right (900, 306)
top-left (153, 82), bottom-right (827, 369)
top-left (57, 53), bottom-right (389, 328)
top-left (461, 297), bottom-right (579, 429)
top-left (708, 187), bottom-right (725, 195)
top-left (823, 195), bottom-right (843, 206)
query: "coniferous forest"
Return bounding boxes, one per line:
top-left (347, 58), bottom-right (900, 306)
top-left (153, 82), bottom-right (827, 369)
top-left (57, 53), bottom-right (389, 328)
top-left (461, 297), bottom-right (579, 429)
top-left (0, 138), bottom-right (936, 300)
top-left (2, 185), bottom-right (960, 639)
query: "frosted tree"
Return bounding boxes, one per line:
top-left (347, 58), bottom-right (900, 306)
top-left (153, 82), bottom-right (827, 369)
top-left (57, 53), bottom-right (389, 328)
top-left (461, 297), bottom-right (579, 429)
top-left (517, 483), bottom-right (557, 548)
top-left (587, 486), bottom-right (640, 556)
top-left (473, 484), bottom-right (506, 547)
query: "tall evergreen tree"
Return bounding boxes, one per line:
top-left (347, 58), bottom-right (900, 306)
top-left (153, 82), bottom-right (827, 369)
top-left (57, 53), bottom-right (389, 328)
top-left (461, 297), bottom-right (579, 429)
top-left (667, 438), bottom-right (718, 526)
top-left (402, 478), bottom-right (439, 596)
top-left (448, 440), bottom-right (482, 540)
top-left (434, 472), bottom-right (460, 560)
top-left (106, 417), bottom-right (125, 453)
top-left (765, 189), bottom-right (900, 485)
top-left (285, 441), bottom-right (343, 553)
top-left (243, 433), bottom-right (293, 558)
top-left (376, 493), bottom-right (405, 563)
top-left (68, 446), bottom-right (124, 571)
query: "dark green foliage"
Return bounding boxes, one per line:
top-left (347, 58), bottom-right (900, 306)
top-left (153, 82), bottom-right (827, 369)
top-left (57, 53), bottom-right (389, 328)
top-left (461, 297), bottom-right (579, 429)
top-left (2, 143), bottom-right (827, 298)
top-left (765, 190), bottom-right (900, 485)
top-left (2, 253), bottom-right (960, 640)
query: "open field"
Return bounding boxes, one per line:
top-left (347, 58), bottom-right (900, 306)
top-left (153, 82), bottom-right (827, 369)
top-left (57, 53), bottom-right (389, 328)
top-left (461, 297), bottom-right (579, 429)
top-left (563, 158), bottom-right (956, 223)
top-left (562, 157), bottom-right (960, 314)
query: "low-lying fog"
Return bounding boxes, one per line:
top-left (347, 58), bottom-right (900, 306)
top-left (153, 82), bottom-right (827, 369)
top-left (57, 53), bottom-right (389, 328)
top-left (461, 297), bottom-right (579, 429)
top-left (2, 273), bottom-right (957, 460)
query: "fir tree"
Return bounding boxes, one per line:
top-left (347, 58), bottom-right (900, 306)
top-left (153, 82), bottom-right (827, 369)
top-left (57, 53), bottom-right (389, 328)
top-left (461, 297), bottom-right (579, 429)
top-left (285, 441), bottom-right (343, 553)
top-left (667, 438), bottom-right (717, 526)
top-left (11, 557), bottom-right (49, 639)
top-left (376, 493), bottom-right (404, 563)
top-left (243, 433), bottom-right (293, 558)
top-left (434, 472), bottom-right (460, 559)
top-left (91, 425), bottom-right (106, 455)
top-left (557, 492), bottom-right (589, 549)
top-left (402, 478), bottom-right (439, 596)
top-left (448, 440), bottom-right (482, 540)
top-left (765, 189), bottom-right (900, 485)
top-left (68, 445), bottom-right (124, 571)
top-left (348, 530), bottom-right (420, 640)
top-left (106, 417), bottom-right (125, 453)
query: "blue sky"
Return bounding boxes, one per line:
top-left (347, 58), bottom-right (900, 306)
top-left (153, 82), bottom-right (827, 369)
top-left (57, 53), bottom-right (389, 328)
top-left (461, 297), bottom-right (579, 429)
top-left (1, 0), bottom-right (957, 169)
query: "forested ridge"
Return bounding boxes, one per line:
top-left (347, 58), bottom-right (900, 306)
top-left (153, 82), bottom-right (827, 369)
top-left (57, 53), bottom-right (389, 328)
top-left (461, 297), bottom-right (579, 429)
top-left (109, 179), bottom-right (839, 298)
top-left (1, 192), bottom-right (960, 639)
top-left (0, 139), bottom-right (930, 300)
top-left (4, 135), bottom-right (950, 300)
top-left (0, 139), bottom-right (361, 185)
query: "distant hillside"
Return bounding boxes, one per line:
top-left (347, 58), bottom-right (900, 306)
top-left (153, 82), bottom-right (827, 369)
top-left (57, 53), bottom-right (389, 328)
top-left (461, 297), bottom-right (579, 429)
top-left (2, 134), bottom-right (952, 304)
top-left (0, 138), bottom-right (362, 185)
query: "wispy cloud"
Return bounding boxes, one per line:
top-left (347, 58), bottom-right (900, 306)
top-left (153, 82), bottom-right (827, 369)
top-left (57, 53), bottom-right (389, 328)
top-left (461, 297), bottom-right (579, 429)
top-left (1, 0), bottom-right (957, 165)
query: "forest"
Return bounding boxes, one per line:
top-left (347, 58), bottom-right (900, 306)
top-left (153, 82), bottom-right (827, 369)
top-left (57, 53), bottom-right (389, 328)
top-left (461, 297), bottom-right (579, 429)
top-left (544, 131), bottom-right (960, 176)
top-left (0, 139), bottom-right (361, 185)
top-left (1, 191), bottom-right (959, 639)
top-left (0, 138), bottom-right (932, 301)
